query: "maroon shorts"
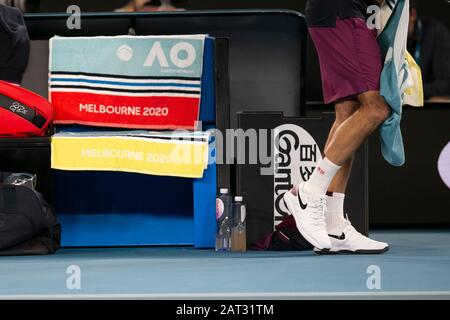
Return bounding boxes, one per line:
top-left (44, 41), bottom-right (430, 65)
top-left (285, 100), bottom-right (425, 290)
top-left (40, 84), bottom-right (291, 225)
top-left (309, 17), bottom-right (382, 104)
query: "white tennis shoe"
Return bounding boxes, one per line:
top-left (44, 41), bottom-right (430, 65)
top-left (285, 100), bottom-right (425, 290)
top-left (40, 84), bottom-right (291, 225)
top-left (315, 215), bottom-right (389, 254)
top-left (283, 183), bottom-right (331, 251)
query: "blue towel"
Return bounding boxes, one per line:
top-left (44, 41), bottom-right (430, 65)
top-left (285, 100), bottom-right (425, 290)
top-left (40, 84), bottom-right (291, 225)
top-left (378, 0), bottom-right (409, 166)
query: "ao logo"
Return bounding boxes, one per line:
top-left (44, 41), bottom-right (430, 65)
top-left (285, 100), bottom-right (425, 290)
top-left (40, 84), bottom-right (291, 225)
top-left (117, 45), bottom-right (133, 62)
top-left (116, 41), bottom-right (196, 68)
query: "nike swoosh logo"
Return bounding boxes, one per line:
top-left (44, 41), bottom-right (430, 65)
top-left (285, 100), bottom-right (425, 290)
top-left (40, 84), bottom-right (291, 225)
top-left (297, 192), bottom-right (307, 210)
top-left (329, 233), bottom-right (346, 240)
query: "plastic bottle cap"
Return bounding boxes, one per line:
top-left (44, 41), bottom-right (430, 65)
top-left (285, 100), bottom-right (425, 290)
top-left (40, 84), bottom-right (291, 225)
top-left (234, 196), bottom-right (243, 202)
top-left (219, 188), bottom-right (229, 194)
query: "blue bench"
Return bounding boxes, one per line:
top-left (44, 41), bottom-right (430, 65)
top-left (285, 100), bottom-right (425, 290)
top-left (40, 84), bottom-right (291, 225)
top-left (54, 37), bottom-right (217, 248)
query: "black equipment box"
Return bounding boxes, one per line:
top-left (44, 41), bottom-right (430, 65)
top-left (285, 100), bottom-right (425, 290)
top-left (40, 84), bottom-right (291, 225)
top-left (237, 112), bottom-right (368, 246)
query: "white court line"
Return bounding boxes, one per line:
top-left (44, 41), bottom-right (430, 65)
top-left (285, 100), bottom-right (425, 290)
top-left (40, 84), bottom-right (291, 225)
top-left (0, 291), bottom-right (449, 300)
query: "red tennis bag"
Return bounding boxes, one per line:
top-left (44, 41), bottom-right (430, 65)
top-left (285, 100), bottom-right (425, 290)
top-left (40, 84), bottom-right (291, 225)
top-left (0, 80), bottom-right (53, 137)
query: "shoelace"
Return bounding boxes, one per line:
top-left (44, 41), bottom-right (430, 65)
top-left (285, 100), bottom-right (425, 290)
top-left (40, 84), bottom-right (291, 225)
top-left (308, 196), bottom-right (327, 228)
top-left (342, 214), bottom-right (367, 242)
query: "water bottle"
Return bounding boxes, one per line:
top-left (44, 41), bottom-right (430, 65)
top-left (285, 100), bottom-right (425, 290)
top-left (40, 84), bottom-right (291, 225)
top-left (231, 196), bottom-right (246, 252)
top-left (215, 188), bottom-right (232, 252)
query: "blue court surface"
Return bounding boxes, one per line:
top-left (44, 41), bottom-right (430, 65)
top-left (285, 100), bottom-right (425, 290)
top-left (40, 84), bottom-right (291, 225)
top-left (0, 230), bottom-right (449, 300)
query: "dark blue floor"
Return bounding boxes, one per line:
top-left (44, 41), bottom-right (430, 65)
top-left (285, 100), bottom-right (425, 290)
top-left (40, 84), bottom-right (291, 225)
top-left (0, 230), bottom-right (449, 299)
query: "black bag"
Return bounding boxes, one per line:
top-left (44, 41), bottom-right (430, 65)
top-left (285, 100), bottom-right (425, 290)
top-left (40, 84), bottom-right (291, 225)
top-left (251, 215), bottom-right (313, 251)
top-left (0, 172), bottom-right (61, 256)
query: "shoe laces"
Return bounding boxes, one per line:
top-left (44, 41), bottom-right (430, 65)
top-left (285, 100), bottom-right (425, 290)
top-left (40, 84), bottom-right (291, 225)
top-left (343, 214), bottom-right (366, 241)
top-left (308, 195), bottom-right (327, 228)
top-left (344, 214), bottom-right (352, 227)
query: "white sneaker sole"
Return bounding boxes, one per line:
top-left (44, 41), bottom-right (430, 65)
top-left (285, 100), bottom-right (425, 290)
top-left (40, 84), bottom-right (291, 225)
top-left (283, 194), bottom-right (330, 251)
top-left (314, 246), bottom-right (390, 255)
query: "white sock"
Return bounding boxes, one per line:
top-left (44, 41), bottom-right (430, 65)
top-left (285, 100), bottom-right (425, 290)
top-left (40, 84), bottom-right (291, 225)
top-left (303, 157), bottom-right (341, 195)
top-left (326, 192), bottom-right (347, 235)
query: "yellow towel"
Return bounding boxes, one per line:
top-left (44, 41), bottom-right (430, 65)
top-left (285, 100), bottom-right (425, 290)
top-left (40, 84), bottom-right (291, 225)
top-left (403, 51), bottom-right (424, 108)
top-left (51, 134), bottom-right (209, 179)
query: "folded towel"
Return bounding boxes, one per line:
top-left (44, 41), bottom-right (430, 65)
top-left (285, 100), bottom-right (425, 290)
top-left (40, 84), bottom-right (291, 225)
top-left (51, 130), bottom-right (210, 178)
top-left (49, 35), bottom-right (207, 130)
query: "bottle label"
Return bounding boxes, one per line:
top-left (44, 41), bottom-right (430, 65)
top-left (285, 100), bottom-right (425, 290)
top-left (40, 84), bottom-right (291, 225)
top-left (240, 206), bottom-right (246, 223)
top-left (216, 198), bottom-right (224, 220)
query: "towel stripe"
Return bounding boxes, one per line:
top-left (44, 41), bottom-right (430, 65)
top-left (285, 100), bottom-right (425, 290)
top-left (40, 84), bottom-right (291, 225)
top-left (50, 82), bottom-right (201, 92)
top-left (50, 88), bottom-right (200, 98)
top-left (50, 85), bottom-right (200, 95)
top-left (50, 71), bottom-right (200, 81)
top-left (50, 78), bottom-right (201, 88)
top-left (50, 74), bottom-right (201, 85)
top-left (49, 72), bottom-right (202, 97)
top-left (386, 0), bottom-right (396, 10)
top-left (125, 135), bottom-right (208, 142)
